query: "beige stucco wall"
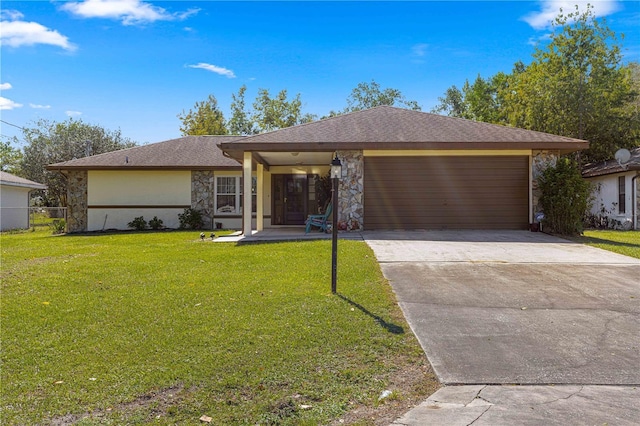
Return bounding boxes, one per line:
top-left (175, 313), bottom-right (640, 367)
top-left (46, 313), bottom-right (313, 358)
top-left (88, 170), bottom-right (191, 205)
top-left (87, 170), bottom-right (190, 231)
top-left (0, 184), bottom-right (31, 230)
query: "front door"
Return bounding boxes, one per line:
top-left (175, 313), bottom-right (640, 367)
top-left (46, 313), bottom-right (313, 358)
top-left (273, 175), bottom-right (308, 225)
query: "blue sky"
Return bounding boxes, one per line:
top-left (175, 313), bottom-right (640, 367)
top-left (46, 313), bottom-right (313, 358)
top-left (1, 1), bottom-right (639, 145)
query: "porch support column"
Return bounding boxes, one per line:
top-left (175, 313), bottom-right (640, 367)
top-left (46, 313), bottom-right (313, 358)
top-left (242, 151), bottom-right (253, 236)
top-left (257, 163), bottom-right (264, 231)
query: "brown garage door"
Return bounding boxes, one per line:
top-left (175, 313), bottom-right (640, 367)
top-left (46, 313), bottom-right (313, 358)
top-left (364, 156), bottom-right (529, 230)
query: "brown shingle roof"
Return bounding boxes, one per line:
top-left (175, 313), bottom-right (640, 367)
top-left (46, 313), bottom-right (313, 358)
top-left (47, 136), bottom-right (243, 170)
top-left (220, 105), bottom-right (588, 153)
top-left (582, 147), bottom-right (640, 178)
top-left (0, 171), bottom-right (47, 189)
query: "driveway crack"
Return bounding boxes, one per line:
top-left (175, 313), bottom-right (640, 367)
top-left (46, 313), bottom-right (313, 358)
top-left (466, 405), bottom-right (492, 425)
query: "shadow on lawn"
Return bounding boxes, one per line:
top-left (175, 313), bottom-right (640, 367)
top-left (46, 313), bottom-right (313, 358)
top-left (574, 235), bottom-right (640, 249)
top-left (337, 294), bottom-right (404, 335)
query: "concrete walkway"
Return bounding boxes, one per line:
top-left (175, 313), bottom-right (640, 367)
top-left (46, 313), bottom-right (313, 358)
top-left (389, 385), bottom-right (639, 426)
top-left (362, 230), bottom-right (640, 425)
top-left (213, 227), bottom-right (363, 243)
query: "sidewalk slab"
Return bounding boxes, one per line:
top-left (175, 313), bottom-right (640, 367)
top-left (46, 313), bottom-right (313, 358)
top-left (390, 385), bottom-right (640, 426)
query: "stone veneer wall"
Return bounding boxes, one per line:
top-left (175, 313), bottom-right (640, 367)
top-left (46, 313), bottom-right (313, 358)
top-left (66, 170), bottom-right (88, 233)
top-left (191, 170), bottom-right (216, 229)
top-left (531, 150), bottom-right (560, 220)
top-left (336, 150), bottom-right (364, 230)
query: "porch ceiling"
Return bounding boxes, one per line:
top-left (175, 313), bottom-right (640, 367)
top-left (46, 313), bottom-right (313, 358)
top-left (255, 151), bottom-right (334, 167)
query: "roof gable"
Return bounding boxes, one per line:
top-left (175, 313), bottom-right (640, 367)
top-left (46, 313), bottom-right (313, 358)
top-left (48, 136), bottom-right (243, 170)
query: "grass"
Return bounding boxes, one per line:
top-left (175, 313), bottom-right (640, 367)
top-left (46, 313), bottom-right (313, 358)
top-left (571, 229), bottom-right (640, 259)
top-left (0, 229), bottom-right (437, 425)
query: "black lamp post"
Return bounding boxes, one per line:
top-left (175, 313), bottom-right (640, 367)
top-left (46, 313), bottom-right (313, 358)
top-left (330, 155), bottom-right (342, 294)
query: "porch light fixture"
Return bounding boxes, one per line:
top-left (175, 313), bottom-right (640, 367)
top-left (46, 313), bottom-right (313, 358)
top-left (330, 155), bottom-right (342, 294)
top-left (331, 156), bottom-right (342, 179)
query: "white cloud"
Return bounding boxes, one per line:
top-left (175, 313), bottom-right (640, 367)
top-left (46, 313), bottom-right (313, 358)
top-left (30, 103), bottom-right (51, 109)
top-left (188, 63), bottom-right (236, 78)
top-left (0, 13), bottom-right (76, 51)
top-left (66, 110), bottom-right (83, 117)
top-left (522, 1), bottom-right (622, 30)
top-left (1, 10), bottom-right (24, 21)
top-left (0, 96), bottom-right (23, 110)
top-left (61, 0), bottom-right (199, 26)
top-left (0, 83), bottom-right (13, 90)
top-left (412, 43), bottom-right (429, 57)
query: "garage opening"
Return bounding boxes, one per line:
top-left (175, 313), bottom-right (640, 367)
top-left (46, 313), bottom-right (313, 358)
top-left (364, 156), bottom-right (529, 230)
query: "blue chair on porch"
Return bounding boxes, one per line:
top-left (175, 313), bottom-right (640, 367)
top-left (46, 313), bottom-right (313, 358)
top-left (305, 202), bottom-right (332, 233)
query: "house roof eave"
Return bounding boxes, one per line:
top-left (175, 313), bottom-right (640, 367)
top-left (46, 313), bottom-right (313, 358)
top-left (46, 165), bottom-right (243, 172)
top-left (220, 140), bottom-right (589, 156)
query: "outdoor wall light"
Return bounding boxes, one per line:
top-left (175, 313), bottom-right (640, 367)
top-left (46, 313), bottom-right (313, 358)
top-left (331, 156), bottom-right (342, 179)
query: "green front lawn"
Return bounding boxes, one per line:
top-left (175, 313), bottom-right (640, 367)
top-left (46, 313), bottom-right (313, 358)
top-left (0, 230), bottom-right (437, 425)
top-left (573, 230), bottom-right (640, 259)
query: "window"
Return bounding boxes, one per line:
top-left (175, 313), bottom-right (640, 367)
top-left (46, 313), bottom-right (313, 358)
top-left (618, 176), bottom-right (626, 214)
top-left (215, 176), bottom-right (256, 214)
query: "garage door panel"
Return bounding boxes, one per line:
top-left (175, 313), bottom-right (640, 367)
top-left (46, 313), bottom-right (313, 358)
top-left (364, 156), bottom-right (528, 230)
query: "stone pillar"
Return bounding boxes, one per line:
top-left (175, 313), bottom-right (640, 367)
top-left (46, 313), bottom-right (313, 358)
top-left (336, 150), bottom-right (364, 231)
top-left (191, 170), bottom-right (215, 229)
top-left (531, 150), bottom-right (559, 220)
top-left (66, 170), bottom-right (88, 233)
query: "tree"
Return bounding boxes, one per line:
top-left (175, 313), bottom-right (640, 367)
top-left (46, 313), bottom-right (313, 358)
top-left (252, 88), bottom-right (315, 133)
top-left (337, 80), bottom-right (421, 115)
top-left (431, 85), bottom-right (466, 117)
top-left (433, 65), bottom-right (522, 125)
top-left (177, 94), bottom-right (227, 135)
top-left (0, 138), bottom-right (23, 174)
top-left (20, 118), bottom-right (136, 206)
top-left (185, 87), bottom-right (315, 136)
top-left (433, 6), bottom-right (638, 162)
top-left (228, 85), bottom-right (256, 135)
top-left (622, 61), bottom-right (640, 145)
top-left (507, 5), bottom-right (637, 162)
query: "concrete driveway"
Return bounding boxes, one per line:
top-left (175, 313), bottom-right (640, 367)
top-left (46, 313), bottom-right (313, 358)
top-left (362, 230), bottom-right (640, 425)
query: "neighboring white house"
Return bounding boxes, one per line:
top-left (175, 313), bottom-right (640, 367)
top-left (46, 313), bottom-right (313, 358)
top-left (582, 147), bottom-right (640, 230)
top-left (0, 171), bottom-right (47, 231)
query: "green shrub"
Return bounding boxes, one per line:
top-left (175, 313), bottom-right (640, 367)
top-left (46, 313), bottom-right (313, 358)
top-left (178, 208), bottom-right (203, 230)
top-left (49, 219), bottom-right (66, 235)
top-left (148, 216), bottom-right (164, 230)
top-left (538, 157), bottom-right (592, 235)
top-left (127, 216), bottom-right (147, 231)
